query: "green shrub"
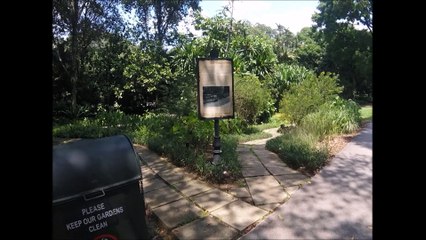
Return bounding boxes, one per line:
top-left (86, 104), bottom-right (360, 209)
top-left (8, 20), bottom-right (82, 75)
top-left (134, 112), bottom-right (240, 182)
top-left (327, 97), bottom-right (360, 133)
top-left (300, 97), bottom-right (361, 139)
top-left (53, 120), bottom-right (104, 138)
top-left (227, 130), bottom-right (271, 144)
top-left (252, 113), bottom-right (287, 131)
top-left (95, 110), bottom-right (139, 128)
top-left (54, 110), bottom-right (241, 183)
top-left (360, 105), bottom-right (372, 122)
top-left (266, 64), bottom-right (315, 110)
top-left (234, 73), bottom-right (273, 124)
top-left (222, 117), bottom-right (284, 143)
top-left (53, 103), bottom-right (94, 122)
top-left (205, 135), bottom-right (241, 182)
top-left (172, 112), bottom-right (213, 151)
top-left (280, 72), bottom-right (343, 124)
top-left (300, 110), bottom-right (334, 140)
top-left (135, 112), bottom-right (210, 156)
top-left (53, 110), bottom-right (143, 138)
top-left (219, 118), bottom-right (248, 135)
top-left (266, 128), bottom-right (328, 174)
top-left (256, 99), bottom-right (277, 124)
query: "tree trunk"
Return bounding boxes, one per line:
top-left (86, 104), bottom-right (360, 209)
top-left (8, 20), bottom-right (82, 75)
top-left (70, 0), bottom-right (79, 115)
top-left (155, 1), bottom-right (163, 48)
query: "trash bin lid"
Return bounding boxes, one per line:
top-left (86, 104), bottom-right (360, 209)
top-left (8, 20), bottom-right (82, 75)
top-left (53, 135), bottom-right (141, 204)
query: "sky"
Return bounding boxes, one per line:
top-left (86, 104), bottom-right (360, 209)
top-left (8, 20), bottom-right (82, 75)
top-left (199, 0), bottom-right (320, 35)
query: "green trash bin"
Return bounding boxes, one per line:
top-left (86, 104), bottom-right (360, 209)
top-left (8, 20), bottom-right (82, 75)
top-left (52, 135), bottom-right (150, 240)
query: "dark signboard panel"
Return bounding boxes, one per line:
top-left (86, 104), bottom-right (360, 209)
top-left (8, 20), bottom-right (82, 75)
top-left (197, 58), bottom-right (234, 119)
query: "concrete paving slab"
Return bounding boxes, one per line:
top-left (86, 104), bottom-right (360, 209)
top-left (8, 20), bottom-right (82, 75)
top-left (142, 177), bottom-right (168, 193)
top-left (274, 173), bottom-right (310, 187)
top-left (242, 166), bottom-right (270, 177)
top-left (172, 180), bottom-right (213, 197)
top-left (240, 197), bottom-right (254, 205)
top-left (250, 186), bottom-right (290, 205)
top-left (240, 161), bottom-right (264, 169)
top-left (133, 144), bottom-right (151, 154)
top-left (252, 149), bottom-right (281, 161)
top-left (141, 154), bottom-right (163, 165)
top-left (149, 161), bottom-right (176, 173)
top-left (191, 189), bottom-right (237, 212)
top-left (141, 166), bottom-right (156, 179)
top-left (237, 146), bottom-right (251, 153)
top-left (144, 186), bottom-right (183, 209)
top-left (265, 164), bottom-right (299, 175)
top-left (261, 160), bottom-right (287, 169)
top-left (249, 145), bottom-right (266, 151)
top-left (227, 187), bottom-right (251, 198)
top-left (152, 198), bottom-right (204, 229)
top-left (246, 176), bottom-right (289, 205)
top-left (257, 203), bottom-right (281, 212)
top-left (252, 152), bottom-right (287, 169)
top-left (172, 216), bottom-right (239, 240)
top-left (245, 175), bottom-right (281, 189)
top-left (258, 154), bottom-right (286, 163)
top-left (239, 154), bottom-right (262, 168)
top-left (211, 200), bottom-right (268, 231)
top-left (238, 150), bottom-right (258, 159)
top-left (157, 168), bottom-right (194, 184)
top-left (139, 150), bottom-right (160, 158)
top-left (284, 185), bottom-right (301, 195)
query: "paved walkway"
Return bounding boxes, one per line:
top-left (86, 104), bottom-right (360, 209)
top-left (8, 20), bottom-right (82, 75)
top-left (243, 127), bottom-right (282, 145)
top-left (133, 122), bottom-right (372, 239)
top-left (133, 126), bottom-right (311, 239)
top-left (240, 122), bottom-right (373, 239)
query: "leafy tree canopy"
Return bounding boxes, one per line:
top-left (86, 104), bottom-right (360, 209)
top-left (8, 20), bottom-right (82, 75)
top-left (312, 0), bottom-right (372, 34)
top-left (122, 0), bottom-right (200, 49)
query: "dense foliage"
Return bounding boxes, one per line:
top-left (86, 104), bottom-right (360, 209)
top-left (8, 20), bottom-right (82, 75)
top-left (267, 97), bottom-right (362, 174)
top-left (53, 0), bottom-right (372, 181)
top-left (53, 0), bottom-right (371, 120)
top-left (280, 72), bottom-right (343, 124)
top-left (234, 73), bottom-right (273, 124)
top-left (266, 64), bottom-right (314, 110)
top-left (313, 0), bottom-right (372, 99)
top-left (126, 112), bottom-right (240, 182)
top-left (301, 97), bottom-right (361, 139)
top-left (266, 128), bottom-right (328, 174)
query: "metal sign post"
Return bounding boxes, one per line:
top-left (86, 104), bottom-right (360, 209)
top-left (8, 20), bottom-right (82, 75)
top-left (196, 55), bottom-right (234, 165)
top-left (212, 119), bottom-right (221, 165)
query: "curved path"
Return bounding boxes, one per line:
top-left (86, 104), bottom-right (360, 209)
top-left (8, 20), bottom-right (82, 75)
top-left (240, 122), bottom-right (373, 239)
top-left (135, 127), bottom-right (312, 239)
top-left (135, 123), bottom-right (372, 239)
top-left (242, 127), bottom-right (281, 145)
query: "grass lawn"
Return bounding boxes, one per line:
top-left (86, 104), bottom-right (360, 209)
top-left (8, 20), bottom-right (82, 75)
top-left (229, 113), bottom-right (286, 143)
top-left (228, 131), bottom-right (272, 143)
top-left (360, 105), bottom-right (372, 122)
top-left (253, 113), bottom-right (288, 131)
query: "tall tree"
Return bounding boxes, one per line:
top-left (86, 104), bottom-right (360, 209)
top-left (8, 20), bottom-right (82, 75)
top-left (250, 23), bottom-right (276, 38)
top-left (294, 27), bottom-right (324, 72)
top-left (193, 10), bottom-right (230, 56)
top-left (194, 10), bottom-right (277, 79)
top-left (231, 20), bottom-right (277, 79)
top-left (123, 0), bottom-right (200, 49)
top-left (53, 0), bottom-right (123, 115)
top-left (312, 0), bottom-right (372, 99)
top-left (313, 0), bottom-right (372, 33)
top-left (273, 24), bottom-right (297, 64)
